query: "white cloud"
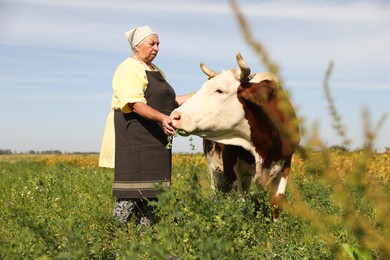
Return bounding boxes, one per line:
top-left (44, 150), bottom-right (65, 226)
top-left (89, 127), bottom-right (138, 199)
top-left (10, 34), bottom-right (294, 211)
top-left (3, 0), bottom-right (231, 15)
top-left (0, 0), bottom-right (389, 151)
top-left (243, 2), bottom-right (390, 22)
top-left (287, 79), bottom-right (390, 90)
top-left (0, 93), bottom-right (110, 102)
top-left (5, 0), bottom-right (390, 22)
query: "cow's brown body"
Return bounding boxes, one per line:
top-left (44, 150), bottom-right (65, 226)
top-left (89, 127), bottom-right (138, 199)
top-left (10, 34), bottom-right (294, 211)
top-left (203, 140), bottom-right (255, 193)
top-left (202, 79), bottom-right (300, 219)
top-left (172, 53), bottom-right (300, 220)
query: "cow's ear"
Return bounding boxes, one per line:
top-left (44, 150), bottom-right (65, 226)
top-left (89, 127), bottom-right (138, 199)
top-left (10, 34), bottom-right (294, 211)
top-left (239, 80), bottom-right (277, 104)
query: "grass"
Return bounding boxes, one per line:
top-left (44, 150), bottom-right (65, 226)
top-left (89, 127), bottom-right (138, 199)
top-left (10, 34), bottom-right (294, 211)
top-left (0, 151), bottom-right (388, 259)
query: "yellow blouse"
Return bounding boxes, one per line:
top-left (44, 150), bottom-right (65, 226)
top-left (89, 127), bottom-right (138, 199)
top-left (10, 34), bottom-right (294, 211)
top-left (98, 58), bottom-right (164, 168)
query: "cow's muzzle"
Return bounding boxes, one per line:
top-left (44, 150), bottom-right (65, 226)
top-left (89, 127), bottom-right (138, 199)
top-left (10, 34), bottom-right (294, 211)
top-left (170, 111), bottom-right (190, 136)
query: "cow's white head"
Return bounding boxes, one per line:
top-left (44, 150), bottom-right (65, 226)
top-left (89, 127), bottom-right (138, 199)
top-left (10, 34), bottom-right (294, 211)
top-left (171, 53), bottom-right (260, 152)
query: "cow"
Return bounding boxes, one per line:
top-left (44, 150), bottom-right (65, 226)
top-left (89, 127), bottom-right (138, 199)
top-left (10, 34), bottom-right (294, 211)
top-left (171, 53), bottom-right (300, 219)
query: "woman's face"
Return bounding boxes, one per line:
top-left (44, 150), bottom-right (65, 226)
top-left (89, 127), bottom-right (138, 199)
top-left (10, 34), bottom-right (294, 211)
top-left (135, 34), bottom-right (160, 64)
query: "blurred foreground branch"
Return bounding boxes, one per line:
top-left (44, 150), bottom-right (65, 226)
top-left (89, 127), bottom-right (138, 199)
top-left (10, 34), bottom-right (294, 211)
top-left (230, 1), bottom-right (389, 258)
top-left (229, 0), bottom-right (282, 85)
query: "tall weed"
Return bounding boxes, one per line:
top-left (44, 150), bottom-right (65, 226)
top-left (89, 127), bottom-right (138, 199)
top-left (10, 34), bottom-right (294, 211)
top-left (230, 0), bottom-right (389, 258)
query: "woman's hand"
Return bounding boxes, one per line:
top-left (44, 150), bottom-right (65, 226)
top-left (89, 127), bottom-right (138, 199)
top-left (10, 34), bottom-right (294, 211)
top-left (162, 116), bottom-right (175, 136)
top-left (130, 102), bottom-right (176, 136)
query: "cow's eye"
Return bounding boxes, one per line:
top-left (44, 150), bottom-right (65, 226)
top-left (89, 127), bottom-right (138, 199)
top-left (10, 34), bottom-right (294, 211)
top-left (215, 89), bottom-right (224, 94)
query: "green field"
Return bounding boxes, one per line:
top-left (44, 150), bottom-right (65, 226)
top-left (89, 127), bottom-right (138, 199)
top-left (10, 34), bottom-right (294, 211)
top-left (0, 151), bottom-right (389, 259)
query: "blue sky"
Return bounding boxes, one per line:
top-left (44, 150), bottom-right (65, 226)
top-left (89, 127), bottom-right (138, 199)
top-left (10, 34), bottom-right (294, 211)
top-left (1, 0), bottom-right (389, 153)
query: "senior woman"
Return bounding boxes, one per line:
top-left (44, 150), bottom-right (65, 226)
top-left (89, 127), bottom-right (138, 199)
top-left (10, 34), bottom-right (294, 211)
top-left (99, 25), bottom-right (191, 225)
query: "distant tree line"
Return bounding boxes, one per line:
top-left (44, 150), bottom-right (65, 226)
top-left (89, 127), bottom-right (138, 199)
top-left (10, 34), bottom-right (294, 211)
top-left (0, 149), bottom-right (98, 155)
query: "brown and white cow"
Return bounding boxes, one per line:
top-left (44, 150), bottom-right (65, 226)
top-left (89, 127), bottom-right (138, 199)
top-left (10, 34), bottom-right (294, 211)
top-left (171, 53), bottom-right (300, 219)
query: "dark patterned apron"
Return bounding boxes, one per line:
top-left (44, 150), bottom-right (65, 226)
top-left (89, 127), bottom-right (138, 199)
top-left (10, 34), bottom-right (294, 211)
top-left (113, 70), bottom-right (176, 199)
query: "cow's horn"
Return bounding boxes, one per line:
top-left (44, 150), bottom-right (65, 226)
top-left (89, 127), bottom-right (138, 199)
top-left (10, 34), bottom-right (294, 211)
top-left (236, 52), bottom-right (251, 82)
top-left (200, 63), bottom-right (219, 79)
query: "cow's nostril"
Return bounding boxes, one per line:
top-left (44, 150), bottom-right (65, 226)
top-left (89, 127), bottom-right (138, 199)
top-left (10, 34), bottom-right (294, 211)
top-left (171, 111), bottom-right (181, 121)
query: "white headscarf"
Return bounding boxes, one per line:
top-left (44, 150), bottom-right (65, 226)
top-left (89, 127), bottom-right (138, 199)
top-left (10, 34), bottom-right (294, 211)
top-left (124, 25), bottom-right (156, 50)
